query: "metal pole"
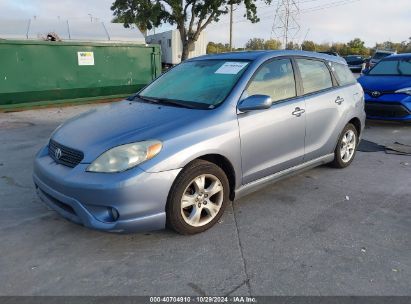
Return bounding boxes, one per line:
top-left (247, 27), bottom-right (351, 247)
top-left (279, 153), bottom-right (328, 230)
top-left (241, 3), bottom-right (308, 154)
top-left (229, 3), bottom-right (233, 51)
top-left (285, 0), bottom-right (289, 48)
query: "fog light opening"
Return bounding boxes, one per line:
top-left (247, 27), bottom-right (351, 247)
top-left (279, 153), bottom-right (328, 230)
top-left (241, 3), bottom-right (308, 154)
top-left (110, 207), bottom-right (120, 221)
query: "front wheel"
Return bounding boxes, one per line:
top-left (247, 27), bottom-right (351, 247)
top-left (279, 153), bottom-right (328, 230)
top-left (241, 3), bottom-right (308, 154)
top-left (166, 160), bottom-right (229, 235)
top-left (331, 123), bottom-right (358, 168)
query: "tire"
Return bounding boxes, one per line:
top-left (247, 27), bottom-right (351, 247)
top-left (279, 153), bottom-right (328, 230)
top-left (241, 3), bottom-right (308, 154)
top-left (331, 123), bottom-right (358, 168)
top-left (166, 159), bottom-right (230, 235)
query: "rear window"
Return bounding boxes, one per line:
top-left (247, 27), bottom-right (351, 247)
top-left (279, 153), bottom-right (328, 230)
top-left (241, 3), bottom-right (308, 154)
top-left (373, 52), bottom-right (392, 60)
top-left (332, 63), bottom-right (357, 86)
top-left (296, 59), bottom-right (333, 94)
top-left (345, 56), bottom-right (363, 63)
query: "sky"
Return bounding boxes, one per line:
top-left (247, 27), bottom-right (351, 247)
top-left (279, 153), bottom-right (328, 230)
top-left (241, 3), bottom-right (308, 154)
top-left (0, 0), bottom-right (410, 47)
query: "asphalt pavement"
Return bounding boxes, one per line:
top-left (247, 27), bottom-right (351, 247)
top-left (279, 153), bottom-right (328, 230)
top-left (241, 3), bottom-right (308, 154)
top-left (0, 104), bottom-right (410, 296)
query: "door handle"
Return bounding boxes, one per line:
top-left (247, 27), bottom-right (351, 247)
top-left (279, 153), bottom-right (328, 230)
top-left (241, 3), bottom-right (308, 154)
top-left (335, 96), bottom-right (344, 105)
top-left (292, 107), bottom-right (305, 117)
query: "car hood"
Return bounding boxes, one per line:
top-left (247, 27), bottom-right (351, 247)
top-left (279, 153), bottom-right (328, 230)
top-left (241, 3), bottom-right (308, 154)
top-left (358, 75), bottom-right (411, 92)
top-left (51, 100), bottom-right (207, 163)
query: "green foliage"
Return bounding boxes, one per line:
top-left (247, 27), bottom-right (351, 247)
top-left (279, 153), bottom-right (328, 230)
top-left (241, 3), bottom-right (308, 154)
top-left (111, 0), bottom-right (272, 60)
top-left (245, 38), bottom-right (264, 50)
top-left (208, 37), bottom-right (410, 56)
top-left (373, 39), bottom-right (411, 54)
top-left (346, 38), bottom-right (368, 55)
top-left (300, 38), bottom-right (370, 56)
top-left (111, 0), bottom-right (166, 32)
top-left (264, 39), bottom-right (282, 50)
top-left (286, 41), bottom-right (299, 50)
top-left (207, 41), bottom-right (231, 53)
top-left (243, 38), bottom-right (281, 50)
top-left (301, 40), bottom-right (315, 51)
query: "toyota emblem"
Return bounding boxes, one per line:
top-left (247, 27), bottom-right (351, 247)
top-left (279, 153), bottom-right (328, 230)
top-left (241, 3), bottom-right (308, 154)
top-left (55, 148), bottom-right (62, 160)
top-left (371, 91), bottom-right (381, 98)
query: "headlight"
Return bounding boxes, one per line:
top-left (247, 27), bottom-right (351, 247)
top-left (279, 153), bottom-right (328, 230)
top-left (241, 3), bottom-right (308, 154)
top-left (395, 87), bottom-right (411, 95)
top-left (87, 140), bottom-right (162, 173)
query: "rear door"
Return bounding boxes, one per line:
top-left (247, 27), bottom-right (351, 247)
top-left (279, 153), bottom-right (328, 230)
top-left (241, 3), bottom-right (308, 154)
top-left (294, 58), bottom-right (351, 161)
top-left (237, 58), bottom-right (306, 184)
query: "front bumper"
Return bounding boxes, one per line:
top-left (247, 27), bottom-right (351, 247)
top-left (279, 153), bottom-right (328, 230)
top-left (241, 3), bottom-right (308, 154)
top-left (33, 145), bottom-right (181, 233)
top-left (364, 93), bottom-right (411, 121)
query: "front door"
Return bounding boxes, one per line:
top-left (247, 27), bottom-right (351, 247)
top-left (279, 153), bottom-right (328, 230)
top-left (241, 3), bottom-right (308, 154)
top-left (237, 58), bottom-right (306, 185)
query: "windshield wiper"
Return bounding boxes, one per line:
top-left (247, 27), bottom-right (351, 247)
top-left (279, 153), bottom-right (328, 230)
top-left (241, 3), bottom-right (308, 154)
top-left (129, 94), bottom-right (159, 104)
top-left (132, 95), bottom-right (205, 109)
top-left (154, 97), bottom-right (201, 109)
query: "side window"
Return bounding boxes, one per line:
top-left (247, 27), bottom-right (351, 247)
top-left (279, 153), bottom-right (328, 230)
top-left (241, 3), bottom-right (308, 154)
top-left (296, 59), bottom-right (333, 94)
top-left (245, 58), bottom-right (296, 103)
top-left (333, 63), bottom-right (357, 86)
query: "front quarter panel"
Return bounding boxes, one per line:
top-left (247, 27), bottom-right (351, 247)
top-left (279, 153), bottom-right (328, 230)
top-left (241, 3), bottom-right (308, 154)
top-left (138, 109), bottom-right (243, 188)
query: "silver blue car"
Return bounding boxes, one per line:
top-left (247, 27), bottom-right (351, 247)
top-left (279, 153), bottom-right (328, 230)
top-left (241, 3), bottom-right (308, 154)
top-left (34, 50), bottom-right (365, 234)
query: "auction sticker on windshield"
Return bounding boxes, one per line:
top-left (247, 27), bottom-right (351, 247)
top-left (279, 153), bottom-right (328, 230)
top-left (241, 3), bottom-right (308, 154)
top-left (215, 62), bottom-right (248, 74)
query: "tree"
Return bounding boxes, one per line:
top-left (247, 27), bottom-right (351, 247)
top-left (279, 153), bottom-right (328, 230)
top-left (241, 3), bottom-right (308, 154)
top-left (111, 0), bottom-right (272, 60)
top-left (301, 40), bottom-right (315, 51)
top-left (286, 41), bottom-right (299, 50)
top-left (245, 38), bottom-right (265, 50)
top-left (374, 39), bottom-right (411, 54)
top-left (317, 42), bottom-right (331, 52)
top-left (207, 41), bottom-right (230, 54)
top-left (264, 39), bottom-right (282, 50)
top-left (346, 38), bottom-right (368, 55)
top-left (330, 42), bottom-right (347, 55)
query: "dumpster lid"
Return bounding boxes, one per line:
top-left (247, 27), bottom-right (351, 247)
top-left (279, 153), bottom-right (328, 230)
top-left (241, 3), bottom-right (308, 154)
top-left (0, 19), bottom-right (146, 44)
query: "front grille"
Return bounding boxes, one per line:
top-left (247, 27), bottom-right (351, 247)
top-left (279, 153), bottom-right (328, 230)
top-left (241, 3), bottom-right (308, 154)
top-left (48, 139), bottom-right (84, 168)
top-left (365, 102), bottom-right (411, 118)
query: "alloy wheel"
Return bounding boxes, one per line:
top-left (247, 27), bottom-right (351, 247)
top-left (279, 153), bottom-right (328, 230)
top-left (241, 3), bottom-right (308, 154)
top-left (340, 129), bottom-right (356, 163)
top-left (180, 174), bottom-right (224, 227)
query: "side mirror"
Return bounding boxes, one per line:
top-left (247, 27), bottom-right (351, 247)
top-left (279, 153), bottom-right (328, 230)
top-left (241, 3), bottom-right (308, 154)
top-left (238, 95), bottom-right (272, 112)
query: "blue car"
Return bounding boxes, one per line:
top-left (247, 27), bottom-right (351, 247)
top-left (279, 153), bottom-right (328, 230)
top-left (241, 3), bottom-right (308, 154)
top-left (33, 51), bottom-right (365, 234)
top-left (358, 53), bottom-right (411, 121)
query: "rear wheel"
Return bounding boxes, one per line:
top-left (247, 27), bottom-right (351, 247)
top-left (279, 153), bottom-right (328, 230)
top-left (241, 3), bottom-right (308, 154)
top-left (331, 123), bottom-right (358, 168)
top-left (166, 160), bottom-right (229, 235)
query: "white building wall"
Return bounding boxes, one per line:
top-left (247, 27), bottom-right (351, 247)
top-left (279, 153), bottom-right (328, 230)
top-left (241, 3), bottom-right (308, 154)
top-left (146, 29), bottom-right (207, 65)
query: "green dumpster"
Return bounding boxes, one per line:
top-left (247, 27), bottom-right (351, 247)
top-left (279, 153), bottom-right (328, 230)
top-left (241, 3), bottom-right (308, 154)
top-left (0, 40), bottom-right (161, 106)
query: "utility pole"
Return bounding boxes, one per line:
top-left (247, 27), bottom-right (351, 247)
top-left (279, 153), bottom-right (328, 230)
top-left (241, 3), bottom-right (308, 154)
top-left (229, 3), bottom-right (233, 51)
top-left (271, 0), bottom-right (300, 49)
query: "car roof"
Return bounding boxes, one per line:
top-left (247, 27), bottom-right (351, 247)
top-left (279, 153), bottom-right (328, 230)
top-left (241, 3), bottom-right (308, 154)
top-left (383, 53), bottom-right (411, 60)
top-left (189, 50), bottom-right (346, 64)
top-left (375, 50), bottom-right (395, 54)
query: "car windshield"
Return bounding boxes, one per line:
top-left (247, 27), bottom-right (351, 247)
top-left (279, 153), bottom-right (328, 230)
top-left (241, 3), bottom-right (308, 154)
top-left (369, 58), bottom-right (411, 76)
top-left (138, 60), bottom-right (250, 108)
top-left (373, 52), bottom-right (392, 60)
